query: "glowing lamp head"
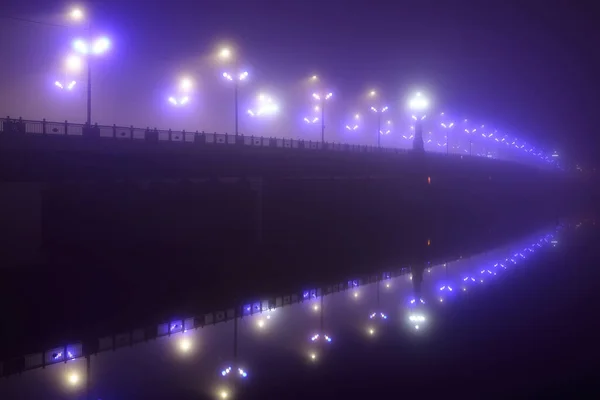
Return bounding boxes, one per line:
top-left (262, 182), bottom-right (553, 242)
top-left (409, 92), bottom-right (428, 112)
top-left (91, 37), bottom-right (110, 54)
top-left (70, 8), bottom-right (84, 21)
top-left (311, 75), bottom-right (318, 80)
top-left (67, 80), bottom-right (76, 90)
top-left (180, 78), bottom-right (193, 92)
top-left (55, 81), bottom-right (63, 89)
top-left (239, 71), bottom-right (249, 81)
top-left (220, 390), bottom-right (229, 399)
top-left (65, 54), bottom-right (83, 72)
top-left (73, 39), bottom-right (89, 54)
top-left (220, 48), bottom-right (232, 59)
top-left (369, 90), bottom-right (376, 97)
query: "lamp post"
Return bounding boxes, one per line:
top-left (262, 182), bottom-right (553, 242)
top-left (368, 90), bottom-right (389, 147)
top-left (312, 92), bottom-right (333, 144)
top-left (219, 47), bottom-right (248, 136)
top-left (370, 106), bottom-right (389, 147)
top-left (69, 7), bottom-right (111, 126)
top-left (408, 92), bottom-right (429, 152)
top-left (440, 120), bottom-right (455, 155)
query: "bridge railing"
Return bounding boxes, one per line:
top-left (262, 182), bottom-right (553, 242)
top-left (0, 116), bottom-right (412, 155)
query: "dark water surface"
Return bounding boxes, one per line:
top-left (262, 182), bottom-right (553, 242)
top-left (1, 218), bottom-right (598, 399)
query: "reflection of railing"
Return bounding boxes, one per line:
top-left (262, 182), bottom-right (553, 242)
top-left (0, 266), bottom-right (409, 378)
top-left (0, 116), bottom-right (412, 154)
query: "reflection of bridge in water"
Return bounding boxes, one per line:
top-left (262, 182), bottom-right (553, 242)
top-left (0, 222), bottom-right (567, 399)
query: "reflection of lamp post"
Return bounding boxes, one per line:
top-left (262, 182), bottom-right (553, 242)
top-left (408, 92), bottom-right (429, 152)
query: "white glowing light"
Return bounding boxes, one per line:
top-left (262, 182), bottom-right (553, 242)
top-left (239, 71), bottom-right (249, 80)
top-left (220, 48), bottom-right (232, 59)
top-left (67, 372), bottom-right (79, 386)
top-left (222, 72), bottom-right (233, 81)
top-left (310, 353), bottom-right (317, 360)
top-left (353, 292), bottom-right (359, 298)
top-left (65, 55), bottom-right (83, 72)
top-left (67, 80), bottom-right (76, 90)
top-left (73, 39), bottom-right (88, 54)
top-left (168, 96), bottom-right (177, 105)
top-left (369, 90), bottom-right (376, 96)
top-left (415, 325), bottom-right (420, 330)
top-left (385, 283), bottom-right (390, 288)
top-left (220, 390), bottom-right (229, 399)
top-left (70, 8), bottom-right (84, 21)
top-left (312, 93), bottom-right (320, 100)
top-left (55, 81), bottom-right (63, 89)
top-left (179, 338), bottom-right (192, 352)
top-left (92, 37), bottom-right (110, 54)
top-left (325, 92), bottom-right (333, 99)
top-left (355, 113), bottom-right (360, 119)
top-left (257, 320), bottom-right (265, 328)
top-left (368, 328), bottom-right (375, 335)
top-left (311, 75), bottom-right (318, 80)
top-left (409, 92), bottom-right (428, 111)
top-left (313, 304), bottom-right (319, 311)
top-left (180, 78), bottom-right (193, 92)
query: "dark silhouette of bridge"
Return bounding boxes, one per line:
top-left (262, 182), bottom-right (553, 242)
top-left (0, 116), bottom-right (580, 269)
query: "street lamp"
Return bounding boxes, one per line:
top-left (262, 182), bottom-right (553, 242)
top-left (440, 120), bottom-right (455, 155)
top-left (55, 80), bottom-right (77, 90)
top-left (345, 113), bottom-right (360, 131)
top-left (55, 54), bottom-right (82, 91)
top-left (69, 6), bottom-right (111, 126)
top-left (219, 47), bottom-right (248, 136)
top-left (370, 106), bottom-right (389, 147)
top-left (408, 92), bottom-right (429, 151)
top-left (247, 93), bottom-right (279, 117)
top-left (167, 77), bottom-right (193, 107)
top-left (311, 91), bottom-right (333, 144)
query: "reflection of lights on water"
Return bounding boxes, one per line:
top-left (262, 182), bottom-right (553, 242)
top-left (179, 338), bottom-right (192, 353)
top-left (67, 372), bottom-right (79, 386)
top-left (409, 315), bottom-right (426, 323)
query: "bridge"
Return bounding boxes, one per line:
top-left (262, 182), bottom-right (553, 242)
top-left (0, 116), bottom-right (577, 268)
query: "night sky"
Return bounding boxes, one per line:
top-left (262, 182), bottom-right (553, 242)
top-left (0, 0), bottom-right (597, 168)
